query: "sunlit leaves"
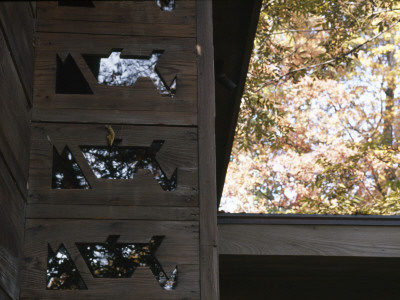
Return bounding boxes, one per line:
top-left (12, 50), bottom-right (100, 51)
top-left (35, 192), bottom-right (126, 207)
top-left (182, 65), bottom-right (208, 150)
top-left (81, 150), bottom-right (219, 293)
top-left (222, 0), bottom-right (400, 215)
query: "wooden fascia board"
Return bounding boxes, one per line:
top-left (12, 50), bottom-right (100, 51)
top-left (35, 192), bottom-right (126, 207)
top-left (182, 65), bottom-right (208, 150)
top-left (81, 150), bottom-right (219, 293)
top-left (218, 217), bottom-right (400, 257)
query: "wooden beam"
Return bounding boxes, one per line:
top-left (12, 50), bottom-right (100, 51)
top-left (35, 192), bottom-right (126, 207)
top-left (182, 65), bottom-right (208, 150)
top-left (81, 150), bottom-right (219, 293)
top-left (197, 1), bottom-right (219, 299)
top-left (219, 224), bottom-right (400, 257)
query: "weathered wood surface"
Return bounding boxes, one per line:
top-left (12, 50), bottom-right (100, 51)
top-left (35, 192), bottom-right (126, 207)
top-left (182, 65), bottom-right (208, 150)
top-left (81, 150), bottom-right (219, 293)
top-left (0, 28), bottom-right (31, 196)
top-left (197, 2), bottom-right (219, 300)
top-left (33, 32), bottom-right (197, 125)
top-left (0, 286), bottom-right (11, 300)
top-left (21, 219), bottom-right (199, 300)
top-left (0, 5), bottom-right (33, 298)
top-left (219, 224), bottom-right (400, 257)
top-left (0, 155), bottom-right (25, 300)
top-left (26, 204), bottom-right (199, 221)
top-left (220, 255), bottom-right (400, 300)
top-left (37, 1), bottom-right (196, 38)
top-left (29, 123), bottom-right (198, 207)
top-left (0, 1), bottom-right (34, 104)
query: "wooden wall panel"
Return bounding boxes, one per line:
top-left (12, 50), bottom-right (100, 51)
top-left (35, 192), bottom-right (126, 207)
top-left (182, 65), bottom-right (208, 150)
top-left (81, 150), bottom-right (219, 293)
top-left (0, 156), bottom-right (25, 300)
top-left (0, 29), bottom-right (31, 195)
top-left (22, 1), bottom-right (218, 299)
top-left (0, 2), bottom-right (34, 299)
top-left (0, 2), bottom-right (34, 104)
top-left (21, 219), bottom-right (199, 300)
top-left (32, 32), bottom-right (197, 125)
top-left (28, 123), bottom-right (198, 207)
top-left (36, 1), bottom-right (196, 38)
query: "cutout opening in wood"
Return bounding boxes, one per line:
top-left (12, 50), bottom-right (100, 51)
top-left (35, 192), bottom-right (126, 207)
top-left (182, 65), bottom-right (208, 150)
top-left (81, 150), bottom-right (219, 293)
top-left (52, 146), bottom-right (91, 189)
top-left (47, 244), bottom-right (88, 290)
top-left (76, 235), bottom-right (178, 290)
top-left (83, 50), bottom-right (177, 97)
top-left (80, 140), bottom-right (177, 191)
top-left (156, 0), bottom-right (175, 11)
top-left (58, 0), bottom-right (94, 7)
top-left (56, 54), bottom-right (93, 94)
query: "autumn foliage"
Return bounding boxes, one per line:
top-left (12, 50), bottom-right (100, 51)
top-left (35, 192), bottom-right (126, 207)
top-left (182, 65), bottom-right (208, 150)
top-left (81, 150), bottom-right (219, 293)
top-left (221, 0), bottom-right (400, 215)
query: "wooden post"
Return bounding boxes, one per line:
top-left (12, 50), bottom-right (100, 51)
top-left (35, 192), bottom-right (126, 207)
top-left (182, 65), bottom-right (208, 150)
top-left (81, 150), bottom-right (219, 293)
top-left (197, 1), bottom-right (219, 300)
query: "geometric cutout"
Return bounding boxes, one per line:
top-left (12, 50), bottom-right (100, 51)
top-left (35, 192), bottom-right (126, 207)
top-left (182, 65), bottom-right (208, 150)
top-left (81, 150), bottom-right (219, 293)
top-left (156, 0), bottom-right (175, 11)
top-left (80, 140), bottom-right (177, 191)
top-left (76, 235), bottom-right (178, 290)
top-left (58, 0), bottom-right (95, 7)
top-left (83, 50), bottom-right (177, 97)
top-left (52, 146), bottom-right (91, 189)
top-left (47, 244), bottom-right (88, 290)
top-left (56, 54), bottom-right (93, 94)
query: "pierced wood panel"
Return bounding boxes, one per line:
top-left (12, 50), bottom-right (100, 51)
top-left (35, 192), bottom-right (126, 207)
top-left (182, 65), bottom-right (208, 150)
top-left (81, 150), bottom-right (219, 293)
top-left (36, 1), bottom-right (196, 38)
top-left (33, 32), bottom-right (197, 125)
top-left (21, 219), bottom-right (200, 300)
top-left (29, 123), bottom-right (198, 207)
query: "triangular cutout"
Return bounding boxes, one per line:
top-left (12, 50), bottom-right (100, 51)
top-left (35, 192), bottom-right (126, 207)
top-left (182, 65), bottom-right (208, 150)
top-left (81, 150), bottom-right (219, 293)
top-left (52, 146), bottom-right (91, 189)
top-left (56, 54), bottom-right (93, 94)
top-left (58, 0), bottom-right (94, 7)
top-left (47, 244), bottom-right (88, 290)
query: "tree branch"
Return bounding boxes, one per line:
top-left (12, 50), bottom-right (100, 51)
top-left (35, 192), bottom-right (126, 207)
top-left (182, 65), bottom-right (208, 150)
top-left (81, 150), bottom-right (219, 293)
top-left (256, 18), bottom-right (400, 90)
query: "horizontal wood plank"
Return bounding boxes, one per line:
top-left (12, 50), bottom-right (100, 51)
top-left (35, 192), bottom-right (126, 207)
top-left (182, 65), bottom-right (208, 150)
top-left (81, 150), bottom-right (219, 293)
top-left (29, 123), bottom-right (198, 207)
top-left (0, 24), bottom-right (30, 196)
top-left (0, 1), bottom-right (34, 104)
top-left (219, 224), bottom-right (400, 257)
top-left (21, 219), bottom-right (199, 299)
top-left (36, 1), bottom-right (196, 38)
top-left (26, 204), bottom-right (199, 221)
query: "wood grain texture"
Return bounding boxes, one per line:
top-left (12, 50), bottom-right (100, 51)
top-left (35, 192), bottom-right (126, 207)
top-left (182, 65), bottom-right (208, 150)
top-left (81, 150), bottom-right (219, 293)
top-left (219, 224), bottom-right (400, 257)
top-left (0, 1), bottom-right (34, 104)
top-left (37, 1), bottom-right (195, 38)
top-left (0, 155), bottom-right (25, 300)
top-left (21, 219), bottom-right (199, 300)
top-left (0, 286), bottom-right (11, 300)
top-left (0, 27), bottom-right (31, 196)
top-left (197, 2), bottom-right (219, 300)
top-left (220, 255), bottom-right (400, 300)
top-left (29, 123), bottom-right (198, 207)
top-left (33, 32), bottom-right (197, 125)
top-left (26, 204), bottom-right (199, 221)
